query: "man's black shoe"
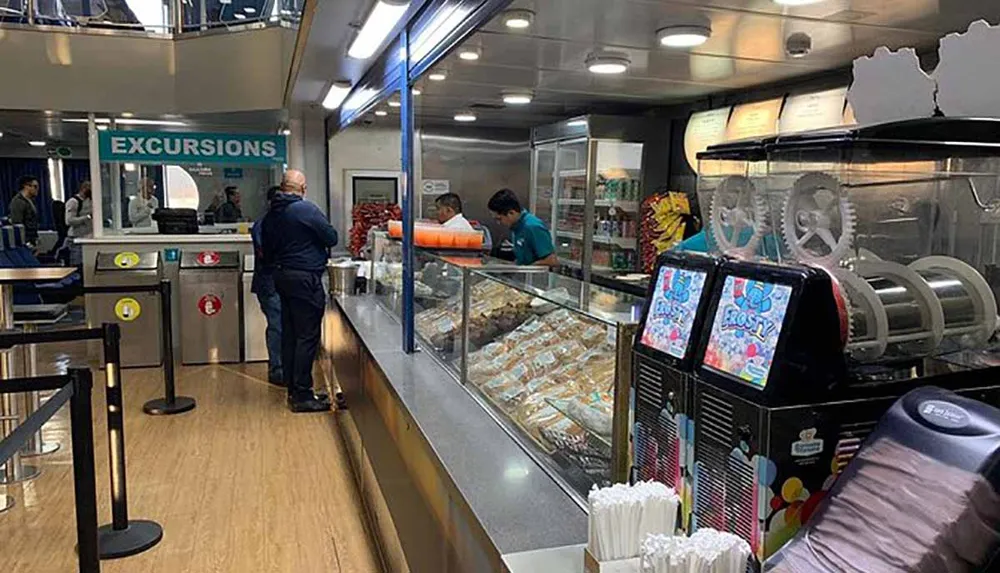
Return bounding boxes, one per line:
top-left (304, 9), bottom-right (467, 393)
top-left (288, 397), bottom-right (332, 413)
top-left (287, 392), bottom-right (330, 406)
top-left (268, 377), bottom-right (286, 387)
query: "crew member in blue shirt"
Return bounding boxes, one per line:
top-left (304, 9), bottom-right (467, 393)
top-left (261, 170), bottom-right (339, 413)
top-left (487, 188), bottom-right (559, 267)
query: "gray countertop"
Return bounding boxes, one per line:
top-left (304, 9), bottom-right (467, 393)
top-left (336, 295), bottom-right (588, 556)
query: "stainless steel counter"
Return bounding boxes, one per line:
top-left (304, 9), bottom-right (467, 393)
top-left (327, 295), bottom-right (586, 572)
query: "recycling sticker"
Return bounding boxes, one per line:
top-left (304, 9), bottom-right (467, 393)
top-left (114, 297), bottom-right (141, 322)
top-left (113, 251), bottom-right (140, 269)
top-left (198, 294), bottom-right (222, 317)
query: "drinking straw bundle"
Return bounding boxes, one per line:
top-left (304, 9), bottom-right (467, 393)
top-left (639, 529), bottom-right (751, 573)
top-left (588, 481), bottom-right (681, 561)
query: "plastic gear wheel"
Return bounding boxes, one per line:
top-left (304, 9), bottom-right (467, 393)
top-left (708, 175), bottom-right (769, 258)
top-left (781, 172), bottom-right (857, 268)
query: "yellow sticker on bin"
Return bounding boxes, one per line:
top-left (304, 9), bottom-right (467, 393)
top-left (114, 251), bottom-right (140, 269)
top-left (114, 297), bottom-right (141, 322)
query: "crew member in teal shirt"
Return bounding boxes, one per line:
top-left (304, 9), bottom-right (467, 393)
top-left (488, 188), bottom-right (559, 267)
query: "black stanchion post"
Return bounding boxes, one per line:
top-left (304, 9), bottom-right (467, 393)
top-left (143, 279), bottom-right (196, 415)
top-left (97, 323), bottom-right (163, 559)
top-left (68, 367), bottom-right (101, 573)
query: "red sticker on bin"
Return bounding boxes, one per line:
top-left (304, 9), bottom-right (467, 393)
top-left (198, 294), bottom-right (222, 317)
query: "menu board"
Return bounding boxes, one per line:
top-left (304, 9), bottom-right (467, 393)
top-left (779, 88), bottom-right (849, 134)
top-left (725, 98), bottom-right (783, 142)
top-left (684, 107), bottom-right (732, 171)
top-left (703, 276), bottom-right (793, 388)
top-left (639, 265), bottom-right (709, 360)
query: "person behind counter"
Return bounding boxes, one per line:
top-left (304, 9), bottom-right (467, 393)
top-left (435, 193), bottom-right (475, 231)
top-left (128, 178), bottom-right (159, 228)
top-left (487, 188), bottom-right (558, 267)
top-left (261, 169), bottom-right (339, 413)
top-left (216, 186), bottom-right (243, 223)
top-left (8, 175), bottom-right (40, 245)
top-left (252, 185), bottom-right (283, 386)
top-left (64, 180), bottom-right (93, 266)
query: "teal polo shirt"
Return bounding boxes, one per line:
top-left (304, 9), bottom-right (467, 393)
top-left (510, 210), bottom-right (555, 265)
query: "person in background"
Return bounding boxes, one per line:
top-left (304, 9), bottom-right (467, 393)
top-left (128, 178), bottom-right (159, 228)
top-left (435, 193), bottom-right (475, 231)
top-left (261, 169), bottom-right (339, 413)
top-left (64, 180), bottom-right (93, 266)
top-left (216, 186), bottom-right (243, 223)
top-left (487, 188), bottom-right (559, 267)
top-left (252, 185), bottom-right (283, 386)
top-left (9, 175), bottom-right (40, 245)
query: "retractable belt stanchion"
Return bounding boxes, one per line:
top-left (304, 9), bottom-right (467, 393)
top-left (68, 367), bottom-right (102, 573)
top-left (96, 323), bottom-right (164, 559)
top-left (143, 279), bottom-right (196, 415)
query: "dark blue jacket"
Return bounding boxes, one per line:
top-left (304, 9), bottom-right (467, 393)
top-left (260, 192), bottom-right (338, 273)
top-left (250, 218), bottom-right (274, 295)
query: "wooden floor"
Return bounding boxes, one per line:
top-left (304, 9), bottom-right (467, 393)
top-left (0, 339), bottom-right (382, 573)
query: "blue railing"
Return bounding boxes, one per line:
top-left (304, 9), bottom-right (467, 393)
top-left (0, 0), bottom-right (301, 34)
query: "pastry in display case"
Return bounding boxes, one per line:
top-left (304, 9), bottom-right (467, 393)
top-left (461, 269), bottom-right (644, 499)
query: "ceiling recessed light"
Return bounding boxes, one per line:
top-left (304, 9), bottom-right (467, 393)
top-left (281, 128), bottom-right (291, 136)
top-left (502, 90), bottom-right (533, 105)
top-left (234, 13), bottom-right (246, 19)
top-left (428, 70), bottom-right (448, 81)
top-left (322, 80), bottom-right (352, 110)
top-left (458, 46), bottom-right (482, 61)
top-left (388, 99), bottom-right (401, 107)
top-left (28, 141), bottom-right (46, 147)
top-left (454, 111), bottom-right (477, 122)
top-left (375, 109), bottom-right (388, 117)
top-left (97, 125), bottom-right (108, 131)
top-left (120, 112), bottom-right (134, 118)
top-left (43, 110), bottom-right (54, 116)
top-left (586, 50), bottom-right (630, 74)
top-left (502, 9), bottom-right (534, 29)
top-left (243, 6), bottom-right (255, 12)
top-left (773, 0), bottom-right (825, 4)
top-left (657, 24), bottom-right (711, 48)
top-left (348, 0), bottom-right (410, 60)
top-left (124, 163), bottom-right (136, 172)
top-left (566, 119), bottom-right (588, 128)
top-left (412, 88), bottom-right (422, 95)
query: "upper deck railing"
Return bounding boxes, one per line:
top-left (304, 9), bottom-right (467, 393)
top-left (0, 0), bottom-right (301, 35)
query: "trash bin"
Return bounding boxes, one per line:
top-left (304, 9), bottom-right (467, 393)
top-left (90, 251), bottom-right (163, 368)
top-left (242, 255), bottom-right (268, 362)
top-left (179, 250), bottom-right (241, 364)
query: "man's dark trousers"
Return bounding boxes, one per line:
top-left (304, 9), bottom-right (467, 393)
top-left (274, 268), bottom-right (326, 401)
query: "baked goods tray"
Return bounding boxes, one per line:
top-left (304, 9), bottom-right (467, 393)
top-left (471, 384), bottom-right (558, 455)
top-left (545, 397), bottom-right (613, 457)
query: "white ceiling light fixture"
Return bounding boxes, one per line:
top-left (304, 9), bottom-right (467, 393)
top-left (243, 6), bottom-right (255, 12)
top-left (281, 128), bottom-right (292, 136)
top-left (97, 125), bottom-right (109, 131)
top-left (348, 0), bottom-right (410, 60)
top-left (412, 87), bottom-right (422, 95)
top-left (428, 70), bottom-right (448, 81)
top-left (502, 90), bottom-right (533, 105)
top-left (322, 80), bottom-right (352, 110)
top-left (28, 140), bottom-right (46, 147)
top-left (454, 111), bottom-right (477, 122)
top-left (566, 118), bottom-right (588, 128)
top-left (458, 45), bottom-right (482, 61)
top-left (586, 50), bottom-right (631, 74)
top-left (657, 18), bottom-right (712, 48)
top-left (124, 163), bottom-right (137, 172)
top-left (62, 117), bottom-right (187, 127)
top-left (120, 111), bottom-right (134, 118)
top-left (502, 9), bottom-right (534, 29)
top-left (375, 109), bottom-right (389, 117)
top-left (388, 99), bottom-right (401, 107)
top-left (773, 0), bottom-right (825, 5)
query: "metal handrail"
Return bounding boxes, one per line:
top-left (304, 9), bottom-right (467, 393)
top-left (0, 368), bottom-right (100, 573)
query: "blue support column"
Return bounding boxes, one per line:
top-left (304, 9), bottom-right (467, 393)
top-left (400, 28), bottom-right (416, 354)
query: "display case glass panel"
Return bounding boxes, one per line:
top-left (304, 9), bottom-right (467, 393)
top-left (534, 143), bottom-right (557, 233)
top-left (593, 141), bottom-right (642, 273)
top-left (552, 139), bottom-right (589, 268)
top-left (462, 269), bottom-right (642, 498)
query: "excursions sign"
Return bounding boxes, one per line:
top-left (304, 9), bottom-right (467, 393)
top-left (98, 130), bottom-right (287, 166)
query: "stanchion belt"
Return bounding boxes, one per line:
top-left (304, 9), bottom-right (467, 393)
top-left (0, 381), bottom-right (72, 467)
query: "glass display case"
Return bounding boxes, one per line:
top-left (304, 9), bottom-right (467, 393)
top-left (531, 116), bottom-right (649, 279)
top-left (461, 269), bottom-right (643, 499)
